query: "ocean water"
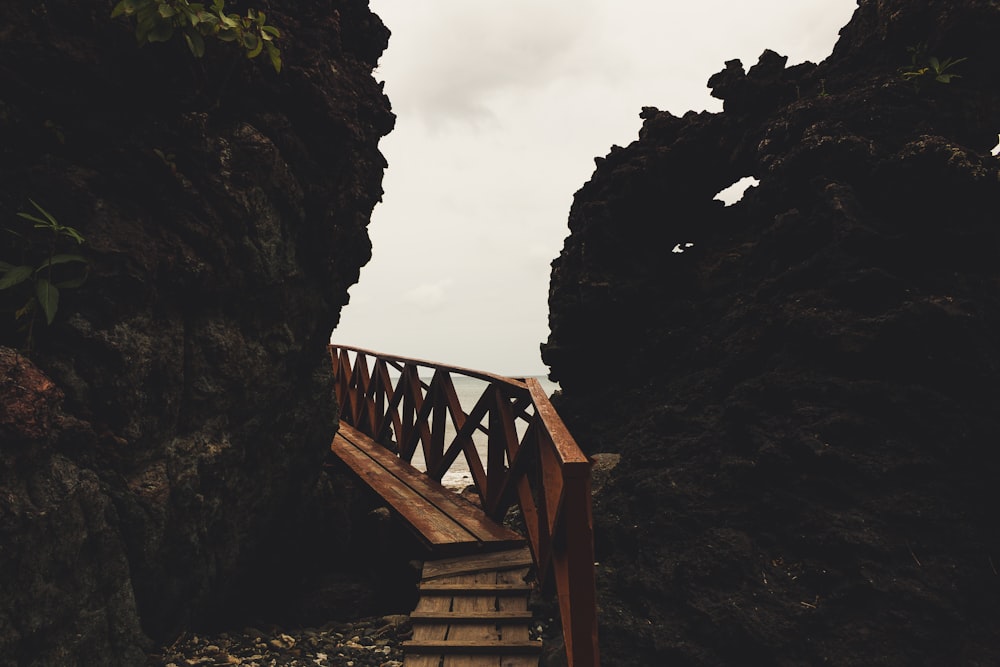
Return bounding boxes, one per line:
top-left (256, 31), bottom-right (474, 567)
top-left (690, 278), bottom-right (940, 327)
top-left (403, 375), bottom-right (560, 489)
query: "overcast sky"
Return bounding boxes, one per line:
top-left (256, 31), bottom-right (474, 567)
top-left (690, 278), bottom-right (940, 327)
top-left (332, 0), bottom-right (859, 376)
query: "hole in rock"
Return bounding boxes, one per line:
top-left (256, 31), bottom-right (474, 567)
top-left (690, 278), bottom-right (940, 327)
top-left (715, 176), bottom-right (759, 206)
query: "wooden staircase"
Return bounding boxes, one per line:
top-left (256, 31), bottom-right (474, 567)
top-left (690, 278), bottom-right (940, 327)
top-left (404, 547), bottom-right (542, 667)
top-left (330, 345), bottom-right (599, 666)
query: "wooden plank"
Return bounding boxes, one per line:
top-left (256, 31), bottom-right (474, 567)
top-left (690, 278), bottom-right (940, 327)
top-left (498, 569), bottom-right (532, 643)
top-left (403, 652), bottom-right (442, 667)
top-left (499, 568), bottom-right (536, 667)
top-left (407, 559), bottom-right (539, 667)
top-left (337, 423), bottom-right (525, 546)
top-left (331, 433), bottom-right (476, 546)
top-left (404, 641), bottom-right (543, 655)
top-left (444, 572), bottom-right (498, 667)
top-left (419, 583), bottom-right (532, 595)
top-left (422, 547), bottom-right (533, 580)
top-left (411, 610), bottom-right (533, 622)
top-left (408, 580), bottom-right (452, 667)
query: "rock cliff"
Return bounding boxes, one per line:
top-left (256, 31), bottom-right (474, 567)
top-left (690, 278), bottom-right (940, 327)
top-left (0, 1), bottom-right (393, 665)
top-left (544, 0), bottom-right (1000, 664)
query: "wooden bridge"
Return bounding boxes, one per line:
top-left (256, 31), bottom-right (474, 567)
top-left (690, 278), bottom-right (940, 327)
top-left (329, 345), bottom-right (600, 667)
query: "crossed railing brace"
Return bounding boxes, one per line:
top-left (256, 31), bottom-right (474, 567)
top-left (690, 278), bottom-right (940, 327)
top-left (329, 344), bottom-right (600, 667)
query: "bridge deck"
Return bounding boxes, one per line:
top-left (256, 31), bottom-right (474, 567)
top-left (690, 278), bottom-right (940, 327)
top-left (331, 422), bottom-right (525, 556)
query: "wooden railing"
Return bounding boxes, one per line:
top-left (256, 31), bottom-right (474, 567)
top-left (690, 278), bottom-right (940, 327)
top-left (329, 344), bottom-right (600, 667)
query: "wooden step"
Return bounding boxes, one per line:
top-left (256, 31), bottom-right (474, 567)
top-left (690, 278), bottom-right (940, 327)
top-left (403, 640), bottom-right (543, 654)
top-left (422, 547), bottom-right (534, 580)
top-left (406, 554), bottom-right (539, 666)
top-left (410, 610), bottom-right (534, 623)
top-left (418, 582), bottom-right (533, 595)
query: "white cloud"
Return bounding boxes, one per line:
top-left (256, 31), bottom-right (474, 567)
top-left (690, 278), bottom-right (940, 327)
top-left (377, 0), bottom-right (614, 130)
top-left (401, 279), bottom-right (454, 308)
top-left (338, 0), bottom-right (859, 375)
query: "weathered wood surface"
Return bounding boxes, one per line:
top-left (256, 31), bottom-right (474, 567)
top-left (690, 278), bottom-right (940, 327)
top-left (422, 547), bottom-right (535, 580)
top-left (407, 589), bottom-right (451, 667)
top-left (331, 345), bottom-right (597, 666)
top-left (404, 546), bottom-right (540, 667)
top-left (419, 582), bottom-right (533, 595)
top-left (331, 422), bottom-right (525, 554)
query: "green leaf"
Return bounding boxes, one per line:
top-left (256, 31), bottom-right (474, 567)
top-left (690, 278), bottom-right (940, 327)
top-left (266, 40), bottom-right (281, 72)
top-left (261, 25), bottom-right (280, 38)
top-left (62, 227), bottom-right (85, 245)
top-left (35, 278), bottom-right (58, 325)
top-left (17, 199), bottom-right (58, 229)
top-left (0, 261), bottom-right (13, 272)
top-left (38, 254), bottom-right (87, 270)
top-left (31, 199), bottom-right (56, 222)
top-left (158, 3), bottom-right (176, 18)
top-left (136, 16), bottom-right (156, 42)
top-left (928, 56), bottom-right (940, 72)
top-left (15, 212), bottom-right (48, 226)
top-left (244, 32), bottom-right (262, 58)
top-left (936, 73), bottom-right (959, 83)
top-left (184, 28), bottom-right (205, 57)
top-left (148, 21), bottom-right (175, 42)
top-left (901, 67), bottom-right (928, 80)
top-left (0, 265), bottom-right (33, 290)
top-left (111, 0), bottom-right (133, 18)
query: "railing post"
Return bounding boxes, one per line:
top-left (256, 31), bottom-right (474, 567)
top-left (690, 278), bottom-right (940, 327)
top-left (527, 379), bottom-right (600, 667)
top-left (553, 468), bottom-right (600, 667)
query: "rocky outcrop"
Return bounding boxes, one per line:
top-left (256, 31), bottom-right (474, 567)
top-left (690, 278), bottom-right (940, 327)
top-left (0, 1), bottom-right (394, 665)
top-left (544, 0), bottom-right (1000, 664)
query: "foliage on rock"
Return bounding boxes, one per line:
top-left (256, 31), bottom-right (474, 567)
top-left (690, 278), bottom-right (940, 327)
top-left (0, 200), bottom-right (87, 349)
top-left (900, 44), bottom-right (967, 91)
top-left (112, 0), bottom-right (282, 72)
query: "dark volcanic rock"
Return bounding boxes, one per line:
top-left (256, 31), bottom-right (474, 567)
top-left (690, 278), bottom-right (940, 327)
top-left (0, 1), bottom-right (394, 665)
top-left (543, 1), bottom-right (1000, 665)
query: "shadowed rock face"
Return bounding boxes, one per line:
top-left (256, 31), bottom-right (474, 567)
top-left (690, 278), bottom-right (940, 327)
top-left (544, 1), bottom-right (1000, 664)
top-left (0, 1), bottom-right (394, 664)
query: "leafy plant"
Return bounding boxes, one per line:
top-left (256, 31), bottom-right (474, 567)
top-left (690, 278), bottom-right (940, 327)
top-left (0, 200), bottom-right (87, 348)
top-left (900, 45), bottom-right (967, 90)
top-left (112, 0), bottom-right (282, 73)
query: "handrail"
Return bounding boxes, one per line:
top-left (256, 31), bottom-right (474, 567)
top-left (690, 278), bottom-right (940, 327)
top-left (329, 344), bottom-right (600, 667)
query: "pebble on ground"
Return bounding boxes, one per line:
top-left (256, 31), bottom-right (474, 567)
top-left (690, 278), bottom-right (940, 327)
top-left (146, 615), bottom-right (412, 667)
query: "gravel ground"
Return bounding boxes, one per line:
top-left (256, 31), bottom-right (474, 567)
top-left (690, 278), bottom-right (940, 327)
top-left (146, 615), bottom-right (412, 667)
top-left (147, 613), bottom-right (556, 667)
